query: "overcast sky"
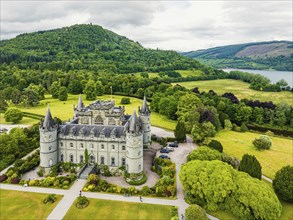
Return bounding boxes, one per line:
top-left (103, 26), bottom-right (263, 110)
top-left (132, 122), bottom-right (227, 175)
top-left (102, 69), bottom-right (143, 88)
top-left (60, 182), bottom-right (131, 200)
top-left (1, 1), bottom-right (292, 51)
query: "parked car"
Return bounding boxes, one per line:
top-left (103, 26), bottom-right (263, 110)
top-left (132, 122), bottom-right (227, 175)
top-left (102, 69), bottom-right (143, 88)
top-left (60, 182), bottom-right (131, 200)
top-left (165, 146), bottom-right (174, 152)
top-left (160, 148), bottom-right (170, 153)
top-left (159, 155), bottom-right (170, 159)
top-left (168, 142), bottom-right (179, 148)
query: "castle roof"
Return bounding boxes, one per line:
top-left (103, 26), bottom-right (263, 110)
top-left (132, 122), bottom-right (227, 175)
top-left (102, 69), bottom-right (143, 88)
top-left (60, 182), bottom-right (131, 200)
top-left (129, 110), bottom-right (139, 132)
top-left (140, 95), bottom-right (150, 114)
top-left (59, 124), bottom-right (125, 138)
top-left (43, 107), bottom-right (54, 129)
top-left (77, 94), bottom-right (84, 110)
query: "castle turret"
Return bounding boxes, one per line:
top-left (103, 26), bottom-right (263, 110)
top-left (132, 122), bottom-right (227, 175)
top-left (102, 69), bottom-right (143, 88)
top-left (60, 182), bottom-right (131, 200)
top-left (39, 107), bottom-right (58, 170)
top-left (138, 95), bottom-right (151, 148)
top-left (126, 111), bottom-right (143, 176)
top-left (77, 94), bottom-right (84, 110)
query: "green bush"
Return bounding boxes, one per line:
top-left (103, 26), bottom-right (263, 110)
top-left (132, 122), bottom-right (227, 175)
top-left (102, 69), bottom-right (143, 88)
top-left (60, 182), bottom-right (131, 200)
top-left (187, 146), bottom-right (222, 162)
top-left (185, 205), bottom-right (208, 220)
top-left (128, 173), bottom-right (147, 185)
top-left (120, 97), bottom-right (130, 104)
top-left (76, 196), bottom-right (89, 209)
top-left (207, 140), bottom-right (223, 153)
top-left (253, 135), bottom-right (272, 150)
top-left (4, 108), bottom-right (23, 124)
top-left (43, 194), bottom-right (57, 204)
top-left (238, 154), bottom-right (262, 179)
top-left (273, 165), bottom-right (293, 202)
top-left (240, 123), bottom-right (248, 132)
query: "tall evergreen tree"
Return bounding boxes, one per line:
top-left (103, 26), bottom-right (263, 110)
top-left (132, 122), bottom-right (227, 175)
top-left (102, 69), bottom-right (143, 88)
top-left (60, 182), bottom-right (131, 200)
top-left (84, 80), bottom-right (97, 100)
top-left (238, 154), bottom-right (262, 179)
top-left (58, 86), bottom-right (68, 101)
top-left (174, 121), bottom-right (186, 142)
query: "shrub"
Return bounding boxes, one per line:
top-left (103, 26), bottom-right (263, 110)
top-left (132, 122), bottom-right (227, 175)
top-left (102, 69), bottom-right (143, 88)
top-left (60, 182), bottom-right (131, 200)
top-left (207, 140), bottom-right (223, 153)
top-left (87, 174), bottom-right (98, 182)
top-left (4, 108), bottom-right (23, 124)
top-left (120, 97), bottom-right (130, 104)
top-left (273, 165), bottom-right (293, 202)
top-left (0, 174), bottom-right (8, 182)
top-left (238, 154), bottom-right (262, 180)
top-left (11, 177), bottom-right (20, 184)
top-left (174, 121), bottom-right (186, 142)
top-left (37, 168), bottom-right (44, 177)
top-left (240, 123), bottom-right (248, 132)
top-left (185, 205), bottom-right (208, 220)
top-left (224, 119), bottom-right (233, 130)
top-left (43, 194), bottom-right (57, 204)
top-left (140, 186), bottom-right (151, 196)
top-left (221, 153), bottom-right (239, 168)
top-left (253, 135), bottom-right (272, 150)
top-left (187, 146), bottom-right (222, 162)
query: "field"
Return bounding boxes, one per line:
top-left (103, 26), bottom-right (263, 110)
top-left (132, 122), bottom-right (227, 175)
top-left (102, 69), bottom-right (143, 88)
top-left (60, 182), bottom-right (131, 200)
top-left (0, 113), bottom-right (39, 125)
top-left (177, 79), bottom-right (293, 104)
top-left (0, 190), bottom-right (62, 220)
top-left (63, 198), bottom-right (173, 220)
top-left (212, 130), bottom-right (293, 179)
top-left (12, 94), bottom-right (176, 130)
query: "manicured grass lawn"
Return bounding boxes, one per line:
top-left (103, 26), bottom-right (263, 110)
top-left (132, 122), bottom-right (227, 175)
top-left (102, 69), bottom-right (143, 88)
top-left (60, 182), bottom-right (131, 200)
top-left (15, 94), bottom-right (176, 130)
top-left (0, 113), bottom-right (39, 125)
top-left (176, 79), bottom-right (293, 104)
top-left (0, 189), bottom-right (62, 220)
top-left (177, 69), bottom-right (203, 77)
top-left (213, 130), bottom-right (293, 179)
top-left (63, 198), bottom-right (173, 220)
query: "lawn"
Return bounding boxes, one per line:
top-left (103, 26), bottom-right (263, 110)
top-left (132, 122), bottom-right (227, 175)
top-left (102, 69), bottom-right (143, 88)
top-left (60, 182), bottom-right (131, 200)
top-left (15, 94), bottom-right (176, 130)
top-left (0, 189), bottom-right (62, 220)
top-left (176, 79), bottom-right (293, 104)
top-left (63, 198), bottom-right (173, 220)
top-left (177, 69), bottom-right (203, 77)
top-left (0, 113), bottom-right (39, 125)
top-left (212, 130), bottom-right (293, 179)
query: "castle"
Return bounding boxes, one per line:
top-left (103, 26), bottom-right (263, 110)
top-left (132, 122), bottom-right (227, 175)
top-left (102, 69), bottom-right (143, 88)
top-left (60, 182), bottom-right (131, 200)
top-left (39, 95), bottom-right (151, 175)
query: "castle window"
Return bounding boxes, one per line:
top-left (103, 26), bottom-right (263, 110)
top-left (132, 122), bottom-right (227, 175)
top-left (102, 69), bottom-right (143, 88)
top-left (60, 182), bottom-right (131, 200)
top-left (122, 158), bottom-right (126, 166)
top-left (61, 154), bottom-right (64, 162)
top-left (101, 144), bottom-right (104, 150)
top-left (91, 144), bottom-right (94, 149)
top-left (111, 157), bottom-right (115, 166)
top-left (70, 143), bottom-right (73, 148)
top-left (80, 143), bottom-right (83, 148)
top-left (108, 118), bottom-right (115, 125)
top-left (94, 116), bottom-right (103, 125)
top-left (101, 156), bottom-right (104, 164)
top-left (112, 145), bottom-right (115, 150)
top-left (49, 146), bottom-right (51, 151)
top-left (138, 151), bottom-right (141, 156)
top-left (122, 145), bottom-right (126, 151)
top-left (70, 154), bottom-right (74, 163)
top-left (60, 142), bottom-right (63, 147)
top-left (80, 155), bottom-right (84, 163)
top-left (138, 164), bottom-right (141, 171)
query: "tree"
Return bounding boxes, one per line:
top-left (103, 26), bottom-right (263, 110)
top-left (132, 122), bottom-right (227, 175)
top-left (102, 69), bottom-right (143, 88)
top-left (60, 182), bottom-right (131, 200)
top-left (158, 96), bottom-right (177, 120)
top-left (50, 81), bottom-right (60, 98)
top-left (176, 94), bottom-right (202, 118)
top-left (187, 146), bottom-right (222, 162)
top-left (58, 86), bottom-right (68, 101)
top-left (23, 88), bottom-right (40, 107)
top-left (84, 149), bottom-right (89, 164)
top-left (121, 97), bottom-right (130, 104)
top-left (235, 104), bottom-right (252, 123)
top-left (0, 91), bottom-right (8, 111)
top-left (4, 108), bottom-right (23, 124)
top-left (174, 121), bottom-right (186, 142)
top-left (273, 165), bottom-right (293, 202)
top-left (185, 205), bottom-right (208, 220)
top-left (238, 154), bottom-right (262, 179)
top-left (27, 83), bottom-right (46, 100)
top-left (191, 121), bottom-right (216, 144)
top-left (84, 80), bottom-right (97, 100)
top-left (224, 119), bottom-right (232, 130)
top-left (68, 79), bottom-right (83, 94)
top-left (240, 123), bottom-right (248, 132)
top-left (96, 80), bottom-right (104, 96)
top-left (276, 79), bottom-right (288, 87)
top-left (253, 135), bottom-right (272, 150)
top-left (207, 140), bottom-right (223, 153)
top-left (11, 88), bottom-right (22, 105)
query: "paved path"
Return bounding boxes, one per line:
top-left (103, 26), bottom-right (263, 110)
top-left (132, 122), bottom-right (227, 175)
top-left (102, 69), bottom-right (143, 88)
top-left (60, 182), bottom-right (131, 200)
top-left (0, 124), bottom-right (30, 133)
top-left (0, 148), bottom-right (40, 175)
top-left (262, 175), bottom-right (273, 183)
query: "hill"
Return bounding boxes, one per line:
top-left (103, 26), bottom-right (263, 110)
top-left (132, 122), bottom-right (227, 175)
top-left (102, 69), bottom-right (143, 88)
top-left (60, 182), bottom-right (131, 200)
top-left (0, 24), bottom-right (204, 73)
top-left (182, 41), bottom-right (293, 71)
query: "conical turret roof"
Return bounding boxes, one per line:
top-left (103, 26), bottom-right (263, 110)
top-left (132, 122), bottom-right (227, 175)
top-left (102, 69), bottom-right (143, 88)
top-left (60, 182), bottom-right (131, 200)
top-left (141, 95), bottom-right (149, 113)
top-left (129, 110), bottom-right (138, 132)
top-left (77, 94), bottom-right (84, 110)
top-left (43, 107), bottom-right (54, 128)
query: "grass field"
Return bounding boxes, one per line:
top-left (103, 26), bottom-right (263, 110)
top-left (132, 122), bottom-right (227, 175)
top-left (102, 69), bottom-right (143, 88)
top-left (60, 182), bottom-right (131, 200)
top-left (13, 94), bottom-right (176, 130)
top-left (177, 79), bottom-right (293, 104)
top-left (177, 69), bottom-right (203, 77)
top-left (0, 113), bottom-right (39, 125)
top-left (212, 130), bottom-right (293, 179)
top-left (63, 198), bottom-right (173, 220)
top-left (0, 190), bottom-right (62, 220)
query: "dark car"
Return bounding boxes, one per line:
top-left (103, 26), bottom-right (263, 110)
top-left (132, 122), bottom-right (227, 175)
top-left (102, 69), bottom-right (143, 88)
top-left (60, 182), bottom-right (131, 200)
top-left (160, 148), bottom-right (170, 153)
top-left (159, 155), bottom-right (170, 159)
top-left (168, 142), bottom-right (179, 148)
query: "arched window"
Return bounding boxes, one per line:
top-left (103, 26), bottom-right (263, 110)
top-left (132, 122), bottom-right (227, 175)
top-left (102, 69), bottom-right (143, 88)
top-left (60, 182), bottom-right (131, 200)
top-left (61, 154), bottom-right (64, 162)
top-left (111, 157), bottom-right (115, 166)
top-left (101, 156), bottom-right (104, 164)
top-left (70, 154), bottom-right (74, 163)
top-left (80, 155), bottom-right (84, 163)
top-left (108, 118), bottom-right (115, 125)
top-left (94, 115), bottom-right (103, 125)
top-left (112, 145), bottom-right (115, 150)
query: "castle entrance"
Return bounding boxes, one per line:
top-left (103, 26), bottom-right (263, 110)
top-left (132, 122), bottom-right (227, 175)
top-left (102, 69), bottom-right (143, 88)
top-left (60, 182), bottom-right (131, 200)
top-left (89, 155), bottom-right (95, 165)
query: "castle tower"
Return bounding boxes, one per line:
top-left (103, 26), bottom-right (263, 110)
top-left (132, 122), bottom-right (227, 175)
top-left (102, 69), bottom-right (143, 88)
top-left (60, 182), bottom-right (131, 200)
top-left (138, 95), bottom-right (151, 148)
top-left (126, 111), bottom-right (143, 176)
top-left (39, 107), bottom-right (58, 170)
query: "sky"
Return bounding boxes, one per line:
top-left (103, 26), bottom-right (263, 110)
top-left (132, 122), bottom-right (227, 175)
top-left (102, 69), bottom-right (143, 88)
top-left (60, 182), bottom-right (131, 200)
top-left (1, 1), bottom-right (292, 51)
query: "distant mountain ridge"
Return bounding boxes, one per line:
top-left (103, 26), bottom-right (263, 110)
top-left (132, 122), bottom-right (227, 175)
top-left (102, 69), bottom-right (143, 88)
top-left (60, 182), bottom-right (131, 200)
top-left (182, 41), bottom-right (293, 71)
top-left (0, 24), bottom-right (205, 73)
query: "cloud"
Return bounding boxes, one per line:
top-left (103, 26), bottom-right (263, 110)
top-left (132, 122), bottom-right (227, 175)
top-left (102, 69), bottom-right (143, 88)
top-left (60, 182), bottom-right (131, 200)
top-left (1, 1), bottom-right (292, 51)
